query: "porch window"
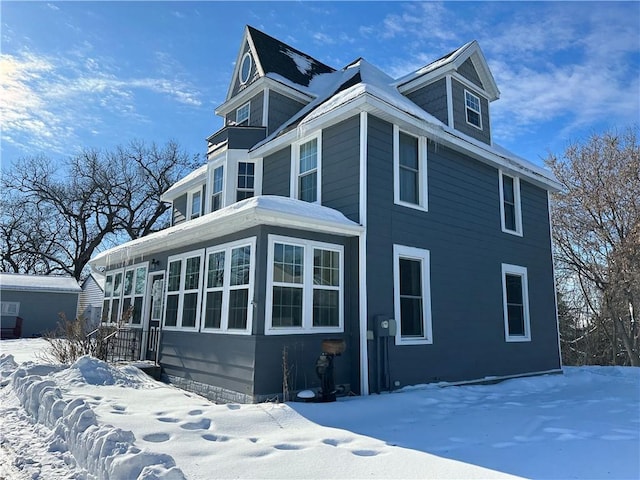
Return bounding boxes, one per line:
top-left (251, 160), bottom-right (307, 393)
top-left (121, 265), bottom-right (147, 325)
top-left (102, 262), bottom-right (148, 326)
top-left (211, 165), bottom-right (224, 212)
top-left (502, 264), bottom-right (531, 342)
top-left (266, 235), bottom-right (343, 335)
top-left (393, 245), bottom-right (433, 345)
top-left (163, 250), bottom-right (204, 330)
top-left (201, 238), bottom-right (256, 334)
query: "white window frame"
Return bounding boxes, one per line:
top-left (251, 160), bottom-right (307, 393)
top-left (265, 235), bottom-right (344, 335)
top-left (393, 244), bottom-right (433, 345)
top-left (393, 125), bottom-right (428, 211)
top-left (499, 171), bottom-right (523, 236)
top-left (209, 164), bottom-right (225, 213)
top-left (201, 237), bottom-right (256, 335)
top-left (239, 51), bottom-right (252, 85)
top-left (120, 265), bottom-right (148, 327)
top-left (102, 262), bottom-right (149, 326)
top-left (464, 89), bottom-right (482, 130)
top-left (236, 102), bottom-right (250, 125)
top-left (163, 249), bottom-right (205, 331)
top-left (1, 301), bottom-right (20, 316)
top-left (236, 161), bottom-right (255, 202)
top-left (291, 132), bottom-right (322, 204)
top-left (501, 263), bottom-right (531, 342)
top-left (187, 187), bottom-right (203, 220)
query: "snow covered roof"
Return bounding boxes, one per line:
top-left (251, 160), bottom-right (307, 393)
top-left (81, 271), bottom-right (105, 291)
top-left (161, 164), bottom-right (207, 202)
top-left (0, 273), bottom-right (81, 294)
top-left (89, 196), bottom-right (363, 269)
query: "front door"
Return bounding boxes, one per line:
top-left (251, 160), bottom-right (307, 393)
top-left (143, 272), bottom-right (164, 362)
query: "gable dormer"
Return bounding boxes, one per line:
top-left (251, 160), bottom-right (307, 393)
top-left (395, 41), bottom-right (499, 146)
top-left (216, 26), bottom-right (335, 136)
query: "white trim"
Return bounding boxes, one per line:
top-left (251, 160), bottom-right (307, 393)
top-left (548, 190), bottom-right (563, 368)
top-left (291, 131), bottom-right (322, 204)
top-left (502, 263), bottom-right (531, 342)
top-left (239, 51), bottom-right (253, 86)
top-left (209, 163), bottom-right (225, 213)
top-left (236, 161), bottom-right (256, 201)
top-left (187, 187), bottom-right (203, 220)
top-left (499, 170), bottom-right (523, 236)
top-left (446, 75), bottom-right (454, 128)
top-left (265, 235), bottom-right (344, 335)
top-left (262, 88), bottom-right (270, 129)
top-left (102, 261), bottom-right (149, 327)
top-left (1, 301), bottom-right (20, 316)
top-left (393, 245), bottom-right (433, 345)
top-left (236, 101), bottom-right (250, 124)
top-left (142, 270), bottom-right (165, 361)
top-left (393, 125), bottom-right (428, 211)
top-left (201, 237), bottom-right (256, 336)
top-left (464, 89), bottom-right (482, 130)
top-left (163, 249), bottom-right (205, 332)
top-left (358, 111), bottom-right (369, 395)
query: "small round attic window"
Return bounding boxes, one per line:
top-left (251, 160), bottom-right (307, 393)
top-left (239, 52), bottom-right (252, 85)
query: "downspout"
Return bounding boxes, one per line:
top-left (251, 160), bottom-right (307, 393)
top-left (358, 111), bottom-right (370, 395)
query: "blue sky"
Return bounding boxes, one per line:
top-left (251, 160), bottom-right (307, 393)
top-left (2, 1), bottom-right (639, 167)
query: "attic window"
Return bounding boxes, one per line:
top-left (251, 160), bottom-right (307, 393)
top-left (465, 90), bottom-right (482, 129)
top-left (239, 52), bottom-right (252, 85)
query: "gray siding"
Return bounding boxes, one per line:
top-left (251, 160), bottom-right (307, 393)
top-left (0, 291), bottom-right (79, 338)
top-left (405, 78), bottom-right (448, 125)
top-left (452, 78), bottom-right (491, 144)
top-left (172, 194), bottom-right (187, 225)
top-left (224, 91), bottom-right (264, 127)
top-left (365, 115), bottom-right (559, 391)
top-left (230, 43), bottom-right (259, 98)
top-left (268, 90), bottom-right (306, 135)
top-left (458, 58), bottom-right (483, 88)
top-left (322, 115), bottom-right (361, 223)
top-left (262, 145), bottom-right (291, 197)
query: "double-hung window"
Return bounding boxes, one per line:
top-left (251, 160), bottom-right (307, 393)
top-left (201, 238), bottom-right (255, 334)
top-left (236, 162), bottom-right (255, 201)
top-left (499, 171), bottom-right (522, 235)
top-left (393, 245), bottom-right (433, 345)
top-left (465, 90), bottom-right (482, 129)
top-left (266, 235), bottom-right (343, 334)
top-left (292, 134), bottom-right (321, 203)
top-left (394, 126), bottom-right (428, 210)
top-left (211, 165), bottom-right (224, 212)
top-left (236, 102), bottom-right (250, 125)
top-left (164, 250), bottom-right (204, 330)
top-left (502, 264), bottom-right (531, 342)
top-left (189, 188), bottom-right (203, 220)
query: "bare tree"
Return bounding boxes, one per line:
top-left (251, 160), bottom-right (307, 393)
top-left (546, 126), bottom-right (640, 366)
top-left (1, 140), bottom-right (198, 280)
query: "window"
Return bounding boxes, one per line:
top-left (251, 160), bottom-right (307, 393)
top-left (502, 264), bottom-right (531, 342)
top-left (465, 90), bottom-right (482, 129)
top-left (211, 166), bottom-right (224, 212)
top-left (236, 162), bottom-right (255, 201)
top-left (239, 52), bottom-right (252, 85)
top-left (201, 238), bottom-right (256, 334)
top-left (236, 102), bottom-right (250, 125)
top-left (1, 302), bottom-right (20, 316)
top-left (499, 171), bottom-right (522, 236)
top-left (394, 126), bottom-right (428, 210)
top-left (266, 235), bottom-right (343, 334)
top-left (292, 134), bottom-right (321, 203)
top-left (188, 188), bottom-right (203, 220)
top-left (102, 262), bottom-right (148, 326)
top-left (393, 245), bottom-right (433, 345)
top-left (163, 250), bottom-right (204, 330)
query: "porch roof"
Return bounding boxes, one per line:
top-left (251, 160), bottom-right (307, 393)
top-left (89, 196), bottom-right (363, 269)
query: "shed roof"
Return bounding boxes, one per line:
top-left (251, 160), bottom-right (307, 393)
top-left (0, 273), bottom-right (82, 293)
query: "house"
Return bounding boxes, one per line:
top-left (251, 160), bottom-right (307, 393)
top-left (0, 273), bottom-right (82, 338)
top-left (77, 271), bottom-right (105, 327)
top-left (89, 26), bottom-right (562, 403)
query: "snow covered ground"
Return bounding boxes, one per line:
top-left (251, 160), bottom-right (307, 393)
top-left (0, 339), bottom-right (638, 480)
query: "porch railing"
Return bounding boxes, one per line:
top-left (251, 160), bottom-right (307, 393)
top-left (86, 326), bottom-right (146, 363)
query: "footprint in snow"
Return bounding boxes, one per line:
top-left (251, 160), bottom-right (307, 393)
top-left (188, 409), bottom-right (203, 416)
top-left (203, 434), bottom-right (230, 442)
top-left (111, 405), bottom-right (126, 414)
top-left (143, 433), bottom-right (170, 443)
top-left (273, 443), bottom-right (304, 451)
top-left (157, 417), bottom-right (180, 423)
top-left (226, 404), bottom-right (241, 410)
top-left (181, 418), bottom-right (212, 430)
top-left (351, 449), bottom-right (380, 457)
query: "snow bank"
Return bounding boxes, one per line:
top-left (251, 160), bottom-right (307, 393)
top-left (9, 356), bottom-right (185, 480)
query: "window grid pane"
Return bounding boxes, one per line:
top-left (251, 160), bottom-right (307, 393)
top-left (399, 258), bottom-right (424, 337)
top-left (207, 251), bottom-right (225, 288)
top-left (124, 270), bottom-right (134, 296)
top-left (273, 243), bottom-right (303, 283)
top-left (505, 274), bottom-right (525, 336)
top-left (399, 132), bottom-right (419, 204)
top-left (312, 289), bottom-right (339, 327)
top-left (113, 273), bottom-right (123, 297)
top-left (184, 257), bottom-right (201, 290)
top-left (228, 289), bottom-right (249, 329)
top-left (313, 249), bottom-right (339, 286)
top-left (230, 246), bottom-right (251, 286)
top-left (135, 267), bottom-right (146, 295)
top-left (204, 291), bottom-right (223, 329)
top-left (182, 293), bottom-right (198, 327)
top-left (191, 191), bottom-right (201, 218)
top-left (168, 261), bottom-right (181, 291)
top-left (272, 286), bottom-right (303, 327)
